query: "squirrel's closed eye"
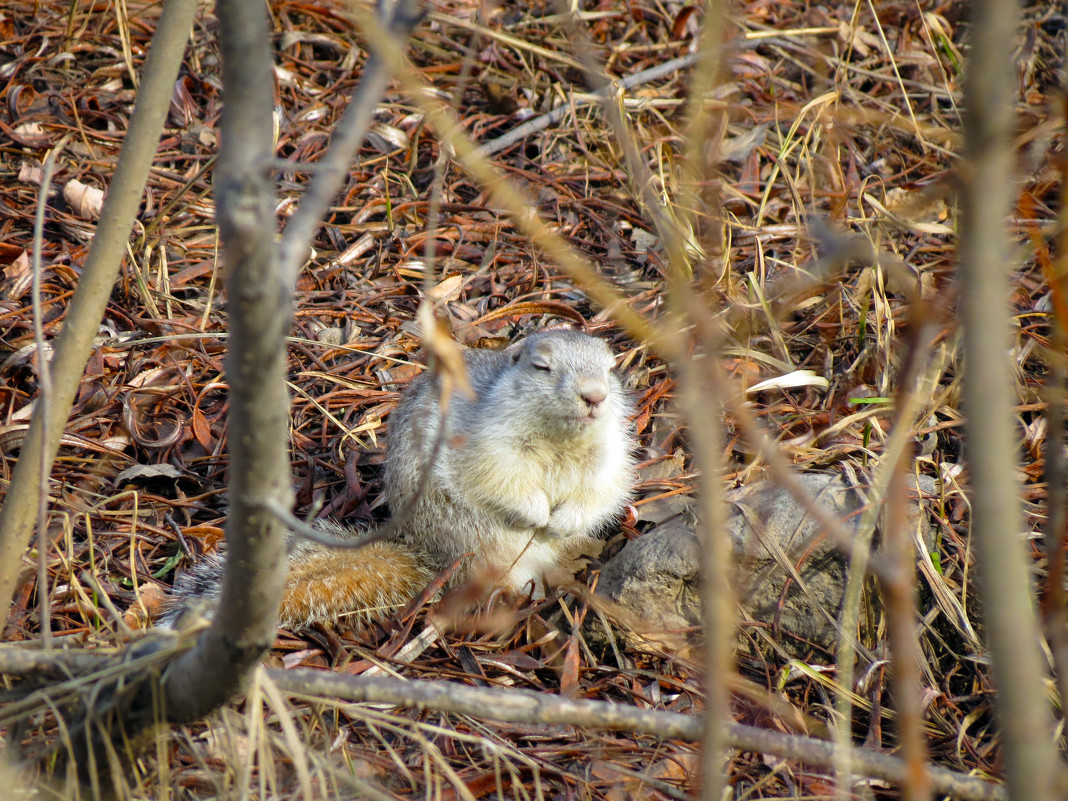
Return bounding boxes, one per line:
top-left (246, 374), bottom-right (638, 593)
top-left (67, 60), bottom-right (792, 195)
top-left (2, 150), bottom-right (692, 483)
top-left (530, 354), bottom-right (553, 371)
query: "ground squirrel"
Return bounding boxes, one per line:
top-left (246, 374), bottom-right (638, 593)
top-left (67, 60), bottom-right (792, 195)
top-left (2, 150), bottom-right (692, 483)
top-left (160, 329), bottom-right (636, 629)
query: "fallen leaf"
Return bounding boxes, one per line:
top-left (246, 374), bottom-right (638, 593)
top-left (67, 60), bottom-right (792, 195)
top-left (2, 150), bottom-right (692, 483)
top-left (63, 178), bottom-right (105, 219)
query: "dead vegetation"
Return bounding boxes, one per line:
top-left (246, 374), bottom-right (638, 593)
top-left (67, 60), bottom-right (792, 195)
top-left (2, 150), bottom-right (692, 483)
top-left (0, 0), bottom-right (1064, 798)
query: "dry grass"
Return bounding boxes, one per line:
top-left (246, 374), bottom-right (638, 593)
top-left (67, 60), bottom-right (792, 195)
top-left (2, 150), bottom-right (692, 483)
top-left (0, 0), bottom-right (1063, 797)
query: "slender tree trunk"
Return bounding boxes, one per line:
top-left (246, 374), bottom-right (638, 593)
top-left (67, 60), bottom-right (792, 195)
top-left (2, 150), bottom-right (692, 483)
top-left (161, 0), bottom-right (292, 721)
top-left (957, 0), bottom-right (1061, 794)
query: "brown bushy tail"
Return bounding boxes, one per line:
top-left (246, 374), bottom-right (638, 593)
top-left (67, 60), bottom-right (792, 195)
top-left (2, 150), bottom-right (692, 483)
top-left (158, 523), bottom-right (436, 630)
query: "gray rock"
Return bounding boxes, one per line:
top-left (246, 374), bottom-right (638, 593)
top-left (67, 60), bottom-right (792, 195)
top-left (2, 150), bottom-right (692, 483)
top-left (597, 515), bottom-right (701, 637)
top-left (596, 472), bottom-right (937, 655)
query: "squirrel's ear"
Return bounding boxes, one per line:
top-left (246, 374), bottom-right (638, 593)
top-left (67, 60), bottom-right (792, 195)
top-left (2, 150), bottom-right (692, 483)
top-left (510, 349), bottom-right (523, 364)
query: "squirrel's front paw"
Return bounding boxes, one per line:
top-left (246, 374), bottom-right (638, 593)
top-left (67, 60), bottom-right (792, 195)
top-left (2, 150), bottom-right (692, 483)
top-left (495, 493), bottom-right (552, 531)
top-left (544, 502), bottom-right (590, 539)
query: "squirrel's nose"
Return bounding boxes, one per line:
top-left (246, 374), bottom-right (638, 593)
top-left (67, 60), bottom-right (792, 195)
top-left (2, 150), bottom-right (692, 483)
top-left (580, 380), bottom-right (608, 408)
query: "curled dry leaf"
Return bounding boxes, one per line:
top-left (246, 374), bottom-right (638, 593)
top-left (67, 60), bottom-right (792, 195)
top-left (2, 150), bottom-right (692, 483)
top-left (367, 121), bottom-right (410, 152)
top-left (417, 299), bottom-right (475, 405)
top-left (0, 341), bottom-right (53, 376)
top-left (10, 122), bottom-right (49, 147)
top-left (63, 178), bottom-right (105, 219)
top-left (18, 162), bottom-right (44, 184)
top-left (746, 370), bottom-right (830, 394)
top-left (114, 463), bottom-right (182, 486)
top-left (425, 272), bottom-right (464, 303)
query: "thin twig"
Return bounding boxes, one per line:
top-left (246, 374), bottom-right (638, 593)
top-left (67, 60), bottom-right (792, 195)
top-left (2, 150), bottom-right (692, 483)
top-left (957, 0), bottom-right (1061, 793)
top-left (267, 668), bottom-right (1009, 801)
top-left (355, 10), bottom-right (680, 359)
top-left (159, 0), bottom-right (288, 727)
top-left (277, 0), bottom-right (423, 285)
top-left (30, 134), bottom-right (70, 648)
top-left (268, 371), bottom-right (452, 549)
top-left (833, 322), bottom-right (942, 799)
top-left (475, 53), bottom-right (699, 158)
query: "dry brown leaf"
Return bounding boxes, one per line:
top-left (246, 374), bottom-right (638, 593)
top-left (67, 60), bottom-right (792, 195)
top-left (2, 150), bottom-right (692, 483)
top-left (63, 178), bottom-right (105, 219)
top-left (417, 299), bottom-right (475, 404)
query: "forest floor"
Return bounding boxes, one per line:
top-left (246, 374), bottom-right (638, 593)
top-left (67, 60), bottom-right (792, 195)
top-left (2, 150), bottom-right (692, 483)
top-left (0, 0), bottom-right (1064, 798)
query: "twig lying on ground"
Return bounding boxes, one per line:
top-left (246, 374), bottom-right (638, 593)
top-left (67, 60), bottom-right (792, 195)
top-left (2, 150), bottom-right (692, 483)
top-left (475, 53), bottom-right (698, 157)
top-left (269, 667), bottom-right (1008, 801)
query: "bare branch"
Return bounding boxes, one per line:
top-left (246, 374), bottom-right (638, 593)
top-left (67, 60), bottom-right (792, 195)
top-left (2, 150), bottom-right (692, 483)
top-left (957, 0), bottom-right (1062, 795)
top-left (355, 10), bottom-right (679, 359)
top-left (268, 668), bottom-right (1009, 801)
top-left (160, 0), bottom-right (290, 722)
top-left (277, 0), bottom-right (423, 285)
top-left (29, 134), bottom-right (70, 648)
top-left (475, 53), bottom-right (699, 158)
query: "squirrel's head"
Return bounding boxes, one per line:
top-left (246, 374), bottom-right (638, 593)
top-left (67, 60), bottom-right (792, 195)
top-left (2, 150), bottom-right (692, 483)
top-left (509, 331), bottom-right (622, 437)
